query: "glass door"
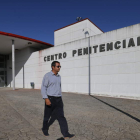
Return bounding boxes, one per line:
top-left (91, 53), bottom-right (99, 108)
top-left (0, 55), bottom-right (7, 87)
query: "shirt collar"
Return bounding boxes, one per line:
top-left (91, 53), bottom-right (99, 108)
top-left (50, 71), bottom-right (59, 76)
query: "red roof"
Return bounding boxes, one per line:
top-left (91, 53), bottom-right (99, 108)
top-left (55, 18), bottom-right (104, 32)
top-left (0, 31), bottom-right (54, 47)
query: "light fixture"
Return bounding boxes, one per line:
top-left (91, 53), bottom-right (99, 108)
top-left (28, 42), bottom-right (32, 45)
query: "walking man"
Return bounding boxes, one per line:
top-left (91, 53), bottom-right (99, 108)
top-left (41, 61), bottom-right (75, 139)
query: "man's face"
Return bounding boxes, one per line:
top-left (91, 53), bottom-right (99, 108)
top-left (52, 62), bottom-right (61, 72)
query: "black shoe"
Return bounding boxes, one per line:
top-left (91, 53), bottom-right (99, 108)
top-left (64, 133), bottom-right (75, 139)
top-left (42, 128), bottom-right (49, 136)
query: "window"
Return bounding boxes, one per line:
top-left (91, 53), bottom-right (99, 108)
top-left (0, 71), bottom-right (4, 75)
top-left (0, 56), bottom-right (4, 62)
top-left (0, 63), bottom-right (4, 68)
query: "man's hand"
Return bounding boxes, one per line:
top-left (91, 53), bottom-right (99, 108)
top-left (45, 98), bottom-right (51, 106)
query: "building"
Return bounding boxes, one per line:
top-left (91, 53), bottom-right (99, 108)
top-left (0, 18), bottom-right (140, 100)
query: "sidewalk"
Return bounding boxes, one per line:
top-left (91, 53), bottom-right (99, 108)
top-left (0, 88), bottom-right (140, 140)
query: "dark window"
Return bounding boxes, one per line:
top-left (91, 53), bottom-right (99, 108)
top-left (0, 63), bottom-right (4, 68)
top-left (0, 71), bottom-right (4, 75)
top-left (0, 56), bottom-right (4, 62)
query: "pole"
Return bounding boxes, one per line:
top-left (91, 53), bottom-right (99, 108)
top-left (88, 36), bottom-right (90, 95)
top-left (84, 31), bottom-right (91, 96)
top-left (12, 40), bottom-right (15, 90)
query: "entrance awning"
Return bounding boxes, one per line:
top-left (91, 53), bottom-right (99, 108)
top-left (0, 31), bottom-right (53, 55)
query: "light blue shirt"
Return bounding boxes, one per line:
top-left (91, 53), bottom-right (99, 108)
top-left (41, 71), bottom-right (62, 99)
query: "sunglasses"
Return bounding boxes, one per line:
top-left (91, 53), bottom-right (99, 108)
top-left (56, 66), bottom-right (61, 68)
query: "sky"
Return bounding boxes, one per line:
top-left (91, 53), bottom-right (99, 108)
top-left (0, 0), bottom-right (140, 45)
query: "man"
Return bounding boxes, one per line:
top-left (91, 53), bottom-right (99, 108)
top-left (41, 61), bottom-right (75, 139)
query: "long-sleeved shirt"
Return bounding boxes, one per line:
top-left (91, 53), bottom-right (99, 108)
top-left (41, 71), bottom-right (62, 99)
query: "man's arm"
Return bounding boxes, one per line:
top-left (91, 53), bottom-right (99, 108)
top-left (41, 74), bottom-right (51, 106)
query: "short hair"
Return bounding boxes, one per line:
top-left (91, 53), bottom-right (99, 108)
top-left (51, 61), bottom-right (60, 68)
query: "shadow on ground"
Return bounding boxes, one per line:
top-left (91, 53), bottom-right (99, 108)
top-left (57, 137), bottom-right (65, 140)
top-left (90, 95), bottom-right (140, 123)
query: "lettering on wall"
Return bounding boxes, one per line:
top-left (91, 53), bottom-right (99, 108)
top-left (44, 37), bottom-right (140, 62)
top-left (44, 52), bottom-right (67, 62)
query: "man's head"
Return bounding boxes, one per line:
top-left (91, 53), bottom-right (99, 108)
top-left (51, 61), bottom-right (61, 73)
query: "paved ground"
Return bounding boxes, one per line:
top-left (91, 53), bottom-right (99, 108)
top-left (0, 88), bottom-right (140, 140)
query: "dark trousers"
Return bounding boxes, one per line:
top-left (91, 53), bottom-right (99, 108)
top-left (42, 96), bottom-right (69, 137)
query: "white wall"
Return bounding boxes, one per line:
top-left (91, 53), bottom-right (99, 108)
top-left (7, 47), bottom-right (39, 88)
top-left (89, 24), bottom-right (140, 99)
top-left (7, 23), bottom-right (140, 100)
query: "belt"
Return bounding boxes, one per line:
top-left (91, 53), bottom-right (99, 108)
top-left (48, 95), bottom-right (61, 98)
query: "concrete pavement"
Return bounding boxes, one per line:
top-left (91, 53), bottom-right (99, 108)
top-left (0, 88), bottom-right (140, 140)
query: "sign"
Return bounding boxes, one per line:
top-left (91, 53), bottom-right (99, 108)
top-left (44, 37), bottom-right (140, 62)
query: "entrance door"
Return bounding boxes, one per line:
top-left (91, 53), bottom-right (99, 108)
top-left (0, 55), bottom-right (6, 87)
